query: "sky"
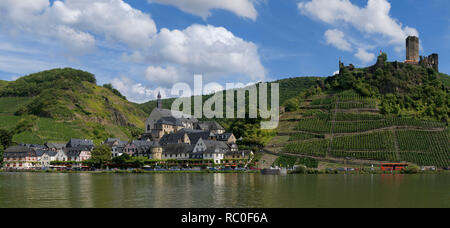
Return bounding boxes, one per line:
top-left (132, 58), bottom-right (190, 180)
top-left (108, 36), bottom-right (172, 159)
top-left (0, 0), bottom-right (448, 103)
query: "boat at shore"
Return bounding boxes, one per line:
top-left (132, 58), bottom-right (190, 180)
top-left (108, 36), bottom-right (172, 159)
top-left (261, 168), bottom-right (287, 175)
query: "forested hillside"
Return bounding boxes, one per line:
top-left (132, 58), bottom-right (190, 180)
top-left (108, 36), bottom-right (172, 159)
top-left (0, 68), bottom-right (147, 144)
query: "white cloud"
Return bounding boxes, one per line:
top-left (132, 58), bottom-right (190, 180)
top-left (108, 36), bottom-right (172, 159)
top-left (111, 76), bottom-right (156, 103)
top-left (126, 24), bottom-right (266, 84)
top-left (355, 48), bottom-right (375, 63)
top-left (55, 26), bottom-right (96, 55)
top-left (0, 0), bottom-right (157, 55)
top-left (324, 29), bottom-right (352, 51)
top-left (145, 66), bottom-right (181, 86)
top-left (147, 0), bottom-right (259, 20)
top-left (0, 1), bottom-right (266, 98)
top-left (299, 0), bottom-right (419, 64)
top-left (298, 0), bottom-right (418, 45)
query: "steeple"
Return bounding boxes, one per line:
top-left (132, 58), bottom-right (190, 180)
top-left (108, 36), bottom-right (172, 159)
top-left (157, 91), bottom-right (162, 109)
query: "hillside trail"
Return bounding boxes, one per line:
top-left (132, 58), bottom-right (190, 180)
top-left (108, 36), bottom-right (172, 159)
top-left (257, 153), bottom-right (278, 169)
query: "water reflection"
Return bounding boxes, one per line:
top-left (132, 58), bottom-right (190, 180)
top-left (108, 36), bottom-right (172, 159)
top-left (0, 173), bottom-right (448, 208)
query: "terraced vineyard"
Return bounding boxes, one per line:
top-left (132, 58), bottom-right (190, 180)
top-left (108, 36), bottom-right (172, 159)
top-left (281, 92), bottom-right (450, 168)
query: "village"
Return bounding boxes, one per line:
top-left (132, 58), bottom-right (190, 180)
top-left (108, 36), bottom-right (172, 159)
top-left (1, 93), bottom-right (254, 171)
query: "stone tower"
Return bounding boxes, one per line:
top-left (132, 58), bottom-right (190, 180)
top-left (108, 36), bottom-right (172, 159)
top-left (406, 36), bottom-right (419, 63)
top-left (157, 91), bottom-right (162, 109)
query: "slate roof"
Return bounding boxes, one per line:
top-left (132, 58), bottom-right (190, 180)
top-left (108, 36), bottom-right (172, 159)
top-left (34, 149), bottom-right (47, 157)
top-left (202, 140), bottom-right (230, 154)
top-left (45, 143), bottom-right (66, 150)
top-left (197, 121), bottom-right (225, 131)
top-left (45, 151), bottom-right (58, 157)
top-left (67, 139), bottom-right (94, 149)
top-left (4, 146), bottom-right (36, 158)
top-left (180, 129), bottom-right (211, 145)
top-left (155, 109), bottom-right (198, 123)
top-left (19, 143), bottom-right (47, 149)
top-left (66, 146), bottom-right (91, 157)
top-left (159, 132), bottom-right (188, 145)
top-left (216, 133), bottom-right (234, 141)
top-left (156, 116), bottom-right (184, 127)
top-left (162, 144), bottom-right (194, 155)
top-left (104, 138), bottom-right (128, 148)
top-left (131, 140), bottom-right (158, 147)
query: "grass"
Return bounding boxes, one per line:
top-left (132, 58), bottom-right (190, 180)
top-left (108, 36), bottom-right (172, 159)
top-left (0, 97), bottom-right (32, 114)
top-left (0, 115), bottom-right (21, 129)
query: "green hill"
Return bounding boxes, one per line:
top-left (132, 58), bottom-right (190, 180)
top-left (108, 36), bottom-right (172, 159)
top-left (326, 53), bottom-right (449, 121)
top-left (266, 54), bottom-right (449, 168)
top-left (137, 77), bottom-right (322, 150)
top-left (274, 91), bottom-right (449, 168)
top-left (0, 68), bottom-right (147, 144)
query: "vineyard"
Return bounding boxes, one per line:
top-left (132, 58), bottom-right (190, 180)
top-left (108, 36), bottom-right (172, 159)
top-left (280, 92), bottom-right (450, 168)
top-left (272, 155), bottom-right (319, 168)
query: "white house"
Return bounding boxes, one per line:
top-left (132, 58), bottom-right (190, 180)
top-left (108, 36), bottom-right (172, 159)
top-left (192, 139), bottom-right (229, 164)
top-left (55, 150), bottom-right (68, 161)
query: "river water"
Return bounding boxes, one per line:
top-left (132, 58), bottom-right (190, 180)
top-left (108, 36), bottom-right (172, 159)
top-left (0, 173), bottom-right (448, 208)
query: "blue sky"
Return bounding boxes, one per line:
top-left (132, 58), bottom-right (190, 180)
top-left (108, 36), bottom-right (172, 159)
top-left (0, 0), bottom-right (448, 103)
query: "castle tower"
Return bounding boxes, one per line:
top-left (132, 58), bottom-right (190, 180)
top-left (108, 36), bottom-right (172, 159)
top-left (157, 91), bottom-right (162, 109)
top-left (406, 36), bottom-right (419, 63)
top-left (151, 144), bottom-right (162, 160)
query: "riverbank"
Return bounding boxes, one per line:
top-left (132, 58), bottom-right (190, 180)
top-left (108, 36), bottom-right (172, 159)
top-left (2, 168), bottom-right (448, 175)
top-left (287, 166), bottom-right (449, 175)
top-left (1, 169), bottom-right (260, 174)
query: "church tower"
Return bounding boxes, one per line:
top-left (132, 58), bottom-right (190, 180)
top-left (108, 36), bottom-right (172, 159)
top-left (157, 91), bottom-right (163, 109)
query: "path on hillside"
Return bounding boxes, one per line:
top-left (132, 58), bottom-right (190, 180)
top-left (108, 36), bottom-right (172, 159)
top-left (327, 97), bottom-right (338, 157)
top-left (277, 126), bottom-right (446, 137)
top-left (391, 129), bottom-right (401, 161)
top-left (257, 153), bottom-right (279, 169)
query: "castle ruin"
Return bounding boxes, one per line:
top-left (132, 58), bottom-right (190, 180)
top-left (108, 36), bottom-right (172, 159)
top-left (405, 36), bottom-right (439, 72)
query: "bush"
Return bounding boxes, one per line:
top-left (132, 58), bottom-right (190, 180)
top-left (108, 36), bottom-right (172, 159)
top-left (401, 165), bottom-right (420, 174)
top-left (291, 165), bottom-right (308, 174)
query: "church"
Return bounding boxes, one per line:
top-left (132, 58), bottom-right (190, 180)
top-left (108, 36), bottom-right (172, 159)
top-left (144, 92), bottom-right (199, 140)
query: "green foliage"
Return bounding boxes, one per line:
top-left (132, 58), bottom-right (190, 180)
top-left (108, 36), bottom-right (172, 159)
top-left (0, 68), bottom-right (148, 144)
top-left (380, 52), bottom-right (388, 62)
top-left (396, 130), bottom-right (449, 167)
top-left (0, 68), bottom-right (96, 97)
top-left (91, 144), bottom-right (112, 169)
top-left (284, 140), bottom-right (329, 157)
top-left (326, 61), bottom-right (449, 122)
top-left (13, 115), bottom-right (37, 134)
top-left (283, 97), bottom-right (301, 112)
top-left (401, 165), bottom-right (420, 174)
top-left (103, 84), bottom-right (127, 100)
top-left (0, 145), bottom-right (3, 163)
top-left (291, 165), bottom-right (308, 174)
top-left (0, 97), bottom-right (32, 114)
top-left (112, 153), bottom-right (131, 165)
top-left (332, 131), bottom-right (396, 151)
top-left (0, 129), bottom-right (13, 149)
top-left (289, 133), bottom-right (324, 141)
top-left (273, 155), bottom-right (319, 168)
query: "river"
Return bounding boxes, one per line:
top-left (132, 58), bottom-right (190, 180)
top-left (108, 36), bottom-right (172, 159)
top-left (0, 173), bottom-right (448, 208)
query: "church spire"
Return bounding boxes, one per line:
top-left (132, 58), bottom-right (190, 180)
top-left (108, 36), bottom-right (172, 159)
top-left (157, 91), bottom-right (162, 109)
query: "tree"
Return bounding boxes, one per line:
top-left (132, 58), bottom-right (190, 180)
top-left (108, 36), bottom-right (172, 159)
top-left (112, 153), bottom-right (131, 165)
top-left (284, 98), bottom-right (300, 112)
top-left (91, 145), bottom-right (112, 169)
top-left (0, 145), bottom-right (4, 164)
top-left (0, 129), bottom-right (12, 149)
